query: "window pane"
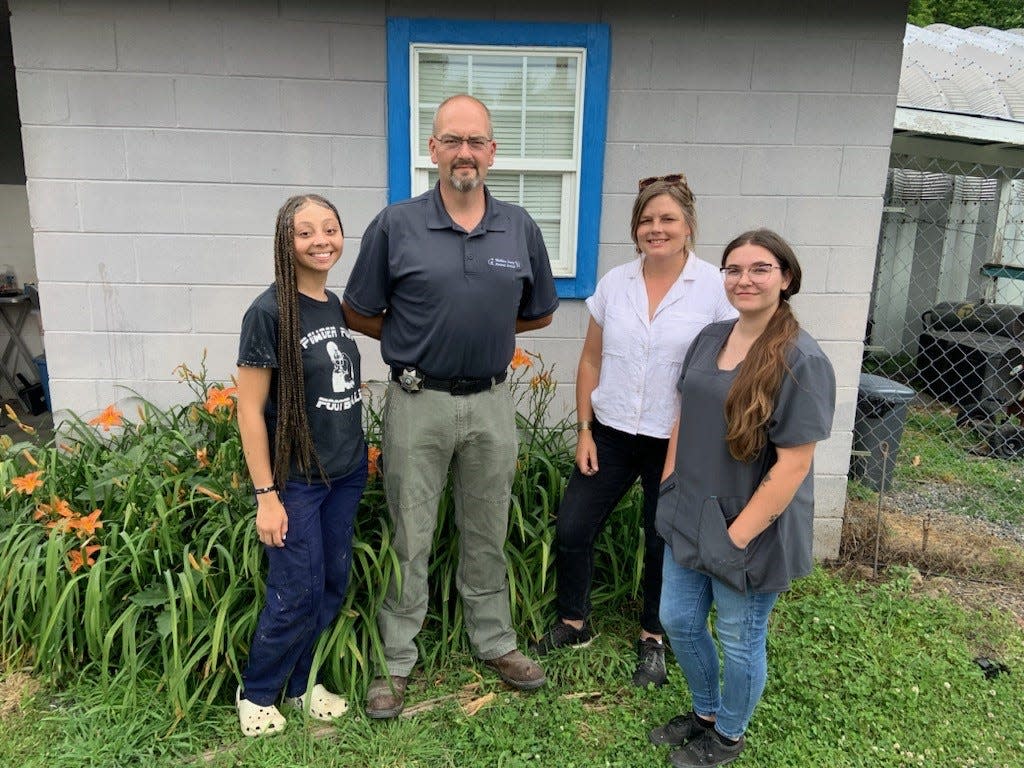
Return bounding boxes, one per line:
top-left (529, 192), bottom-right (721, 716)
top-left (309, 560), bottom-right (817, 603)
top-left (469, 55), bottom-right (523, 109)
top-left (524, 110), bottom-right (574, 158)
top-left (525, 56), bottom-right (577, 108)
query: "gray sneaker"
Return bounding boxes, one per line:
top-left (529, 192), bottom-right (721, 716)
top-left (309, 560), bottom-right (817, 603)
top-left (649, 711), bottom-right (712, 746)
top-left (631, 637), bottom-right (667, 687)
top-left (669, 729), bottom-right (745, 767)
top-left (529, 620), bottom-right (594, 656)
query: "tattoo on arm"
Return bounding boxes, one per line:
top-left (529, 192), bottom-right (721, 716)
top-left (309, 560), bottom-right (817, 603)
top-left (759, 470), bottom-right (773, 488)
top-left (767, 512), bottom-right (780, 524)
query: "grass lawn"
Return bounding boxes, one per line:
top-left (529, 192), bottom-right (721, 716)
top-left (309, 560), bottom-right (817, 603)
top-left (1, 566), bottom-right (1020, 768)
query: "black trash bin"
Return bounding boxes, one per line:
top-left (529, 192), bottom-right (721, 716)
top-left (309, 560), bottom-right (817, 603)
top-left (850, 373), bottom-right (916, 492)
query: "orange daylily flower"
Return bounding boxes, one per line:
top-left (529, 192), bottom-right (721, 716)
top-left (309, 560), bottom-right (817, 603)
top-left (203, 386), bottom-right (239, 414)
top-left (196, 447), bottom-right (209, 467)
top-left (12, 470), bottom-right (44, 494)
top-left (21, 449), bottom-right (39, 467)
top-left (89, 404), bottom-right (124, 431)
top-left (195, 485), bottom-right (225, 502)
top-left (367, 445), bottom-right (382, 478)
top-left (72, 508), bottom-right (103, 537)
top-left (510, 348), bottom-right (533, 370)
top-left (68, 544), bottom-right (101, 574)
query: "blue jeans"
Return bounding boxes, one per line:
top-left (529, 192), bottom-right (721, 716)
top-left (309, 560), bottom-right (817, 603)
top-left (659, 546), bottom-right (780, 740)
top-left (241, 457), bottom-right (368, 706)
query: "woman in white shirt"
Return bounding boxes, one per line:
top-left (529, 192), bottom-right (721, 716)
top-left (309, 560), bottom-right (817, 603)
top-left (531, 174), bottom-right (736, 686)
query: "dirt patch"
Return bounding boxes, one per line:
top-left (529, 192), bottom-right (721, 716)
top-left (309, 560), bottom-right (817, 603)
top-left (838, 499), bottom-right (1024, 626)
top-left (0, 670), bottom-right (39, 720)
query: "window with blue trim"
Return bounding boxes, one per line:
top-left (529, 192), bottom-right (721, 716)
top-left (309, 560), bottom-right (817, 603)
top-left (386, 18), bottom-right (610, 299)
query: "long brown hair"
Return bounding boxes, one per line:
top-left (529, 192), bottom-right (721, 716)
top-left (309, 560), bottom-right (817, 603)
top-left (271, 194), bottom-right (343, 485)
top-left (721, 229), bottom-right (802, 462)
top-left (630, 174), bottom-right (698, 254)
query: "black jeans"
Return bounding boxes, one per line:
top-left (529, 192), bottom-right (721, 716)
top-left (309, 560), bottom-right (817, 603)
top-left (555, 419), bottom-right (668, 634)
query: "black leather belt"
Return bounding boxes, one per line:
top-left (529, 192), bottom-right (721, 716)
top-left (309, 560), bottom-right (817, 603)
top-left (390, 366), bottom-right (507, 396)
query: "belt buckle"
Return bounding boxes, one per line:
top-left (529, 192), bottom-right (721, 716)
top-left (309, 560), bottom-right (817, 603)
top-left (398, 367), bottom-right (422, 393)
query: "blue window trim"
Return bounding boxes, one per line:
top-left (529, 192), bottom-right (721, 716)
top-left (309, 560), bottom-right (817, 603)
top-left (386, 17), bottom-right (610, 299)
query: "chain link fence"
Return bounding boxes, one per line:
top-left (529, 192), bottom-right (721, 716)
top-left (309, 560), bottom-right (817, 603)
top-left (853, 153), bottom-right (1024, 528)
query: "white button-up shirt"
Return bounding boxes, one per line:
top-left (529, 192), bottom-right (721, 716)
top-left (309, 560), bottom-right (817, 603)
top-left (587, 255), bottom-right (737, 438)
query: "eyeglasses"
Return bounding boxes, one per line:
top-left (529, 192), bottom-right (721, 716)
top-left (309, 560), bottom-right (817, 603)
top-left (433, 134), bottom-right (492, 151)
top-left (638, 172), bottom-right (687, 191)
top-left (720, 263), bottom-right (783, 283)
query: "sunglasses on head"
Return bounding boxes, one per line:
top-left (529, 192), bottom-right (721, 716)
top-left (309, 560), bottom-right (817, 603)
top-left (638, 172), bottom-right (687, 191)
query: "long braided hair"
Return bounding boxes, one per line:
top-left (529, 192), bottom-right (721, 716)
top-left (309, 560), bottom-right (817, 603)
top-left (271, 194), bottom-right (343, 486)
top-left (721, 229), bottom-right (802, 463)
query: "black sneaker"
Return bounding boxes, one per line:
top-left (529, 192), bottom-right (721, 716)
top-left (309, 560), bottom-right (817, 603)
top-left (631, 637), bottom-right (667, 687)
top-left (648, 711), bottom-right (712, 746)
top-left (669, 729), bottom-right (745, 767)
top-left (529, 620), bottom-right (593, 656)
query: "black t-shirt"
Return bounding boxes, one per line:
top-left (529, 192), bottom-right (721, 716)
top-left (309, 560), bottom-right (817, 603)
top-left (238, 285), bottom-right (365, 483)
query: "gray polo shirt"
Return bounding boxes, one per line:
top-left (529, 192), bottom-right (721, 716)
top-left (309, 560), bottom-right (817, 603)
top-left (655, 320), bottom-right (836, 593)
top-left (344, 184), bottom-right (559, 379)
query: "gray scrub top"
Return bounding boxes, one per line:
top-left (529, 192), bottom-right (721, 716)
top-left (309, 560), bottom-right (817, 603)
top-left (343, 184), bottom-right (559, 380)
top-left (655, 320), bottom-right (836, 593)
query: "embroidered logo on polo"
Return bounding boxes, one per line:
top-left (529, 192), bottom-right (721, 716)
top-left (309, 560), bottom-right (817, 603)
top-left (487, 257), bottom-right (521, 270)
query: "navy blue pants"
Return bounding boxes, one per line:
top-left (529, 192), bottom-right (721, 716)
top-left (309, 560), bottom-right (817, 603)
top-left (241, 457), bottom-right (367, 706)
top-left (555, 420), bottom-right (668, 635)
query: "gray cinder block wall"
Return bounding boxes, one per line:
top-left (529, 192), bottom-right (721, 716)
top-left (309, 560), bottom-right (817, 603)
top-left (8, 0), bottom-right (907, 558)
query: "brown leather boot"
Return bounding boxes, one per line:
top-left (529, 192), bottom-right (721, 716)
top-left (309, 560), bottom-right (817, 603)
top-left (366, 675), bottom-right (407, 719)
top-left (483, 650), bottom-right (546, 690)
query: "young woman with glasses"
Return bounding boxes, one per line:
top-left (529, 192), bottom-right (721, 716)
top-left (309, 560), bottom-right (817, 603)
top-left (531, 174), bottom-right (736, 687)
top-left (650, 229), bottom-right (836, 767)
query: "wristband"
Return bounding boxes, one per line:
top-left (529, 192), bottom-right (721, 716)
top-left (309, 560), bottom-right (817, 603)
top-left (254, 484), bottom-right (278, 496)
top-left (576, 420), bottom-right (592, 432)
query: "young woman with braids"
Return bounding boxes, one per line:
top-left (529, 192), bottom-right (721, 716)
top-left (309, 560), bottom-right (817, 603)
top-left (532, 174), bottom-right (735, 687)
top-left (649, 229), bottom-right (835, 768)
top-left (234, 194), bottom-right (367, 736)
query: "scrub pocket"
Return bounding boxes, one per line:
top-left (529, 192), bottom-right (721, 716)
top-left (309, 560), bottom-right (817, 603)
top-left (696, 496), bottom-right (748, 594)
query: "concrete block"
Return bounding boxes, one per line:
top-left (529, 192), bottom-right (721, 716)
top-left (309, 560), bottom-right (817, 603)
top-left (600, 2), bottom-right (704, 25)
top-left (50, 1), bottom-right (169, 16)
top-left (524, 299), bottom-right (588, 340)
top-left (136, 235), bottom-right (273, 285)
top-left (511, 336), bottom-right (579, 388)
top-left (826, 245), bottom-right (878, 294)
top-left (839, 146), bottom-right (891, 197)
top-left (792, 293), bottom-right (870, 342)
top-left (115, 18), bottom-right (225, 74)
top-left (852, 41), bottom-right (904, 94)
top-left (795, 245), bottom-right (829, 294)
top-left (22, 126), bottom-right (126, 180)
top-left (68, 73), bottom-right (177, 127)
top-left (190, 285), bottom-right (264, 334)
top-left (609, 27), bottom-right (652, 90)
top-left (91, 284), bottom-right (193, 332)
top-left (229, 134), bottom-right (334, 186)
top-left (141, 333), bottom-right (237, 380)
top-left (37, 282), bottom-right (93, 331)
top-left (698, 196), bottom-right (789, 245)
top-left (10, 12), bottom-right (115, 70)
top-left (812, 513), bottom-right (843, 561)
top-left (603, 143), bottom-right (742, 196)
top-left (795, 94), bottom-right (898, 147)
top-left (43, 331), bottom-right (145, 381)
top-left (597, 192), bottom-right (635, 246)
top-left (331, 136), bottom-right (387, 187)
top-left (695, 93), bottom-right (799, 144)
top-left (705, 0), bottom-right (811, 38)
top-left (33, 232), bottom-right (137, 282)
top-left (741, 147), bottom-right (842, 196)
top-left (324, 186), bottom-right (388, 240)
top-left (751, 39), bottom-right (855, 92)
top-left (607, 91), bottom-right (698, 143)
top-left (354, 335), bottom-right (387, 380)
top-left (330, 24), bottom-right (386, 81)
top-left (816, 430), bottom-right (854, 476)
top-left (16, 71), bottom-right (70, 125)
top-left (806, 1), bottom-right (907, 41)
top-left (280, 81), bottom-right (385, 135)
top-left (280, 0), bottom-right (383, 24)
top-left (596, 242), bottom-right (640, 279)
top-left (26, 180), bottom-right (80, 231)
top-left (78, 181), bottom-right (183, 233)
top-left (175, 76), bottom-right (282, 131)
top-left (650, 33), bottom-right (755, 91)
top-left (180, 184), bottom-right (284, 236)
top-left (834, 385), bottom-right (857, 435)
top-left (494, 2), bottom-right (600, 22)
top-left (223, 19), bottom-right (331, 79)
top-left (817, 340), bottom-right (863, 388)
top-left (125, 129), bottom-right (231, 182)
top-left (169, 0), bottom-right (279, 19)
top-left (48, 378), bottom-right (101, 416)
top-left (785, 196), bottom-right (883, 247)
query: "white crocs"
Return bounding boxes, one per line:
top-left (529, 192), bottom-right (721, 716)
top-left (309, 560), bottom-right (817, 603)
top-left (284, 683), bottom-right (349, 721)
top-left (236, 686), bottom-right (287, 737)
